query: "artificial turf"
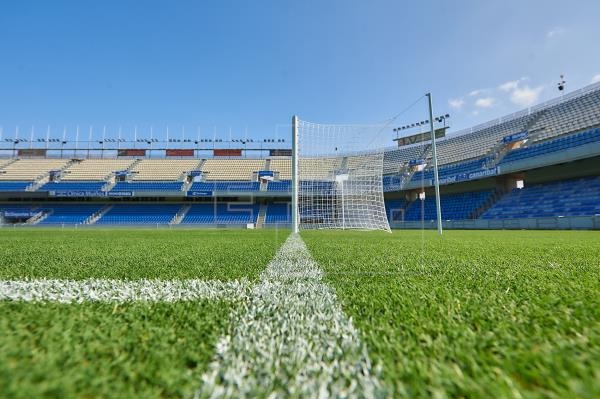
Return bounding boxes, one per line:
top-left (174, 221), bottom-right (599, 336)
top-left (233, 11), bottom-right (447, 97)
top-left (0, 228), bottom-right (287, 281)
top-left (303, 230), bottom-right (600, 398)
top-left (0, 300), bottom-right (232, 398)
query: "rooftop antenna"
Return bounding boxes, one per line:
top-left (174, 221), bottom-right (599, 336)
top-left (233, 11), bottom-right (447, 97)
top-left (557, 74), bottom-right (566, 92)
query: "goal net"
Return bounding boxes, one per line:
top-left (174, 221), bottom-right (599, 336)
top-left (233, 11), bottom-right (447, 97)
top-left (293, 118), bottom-right (390, 232)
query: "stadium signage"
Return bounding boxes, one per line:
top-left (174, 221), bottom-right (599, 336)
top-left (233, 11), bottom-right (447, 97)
top-left (408, 159), bottom-right (426, 166)
top-left (394, 128), bottom-right (445, 147)
top-left (3, 211), bottom-right (38, 218)
top-left (269, 149), bottom-right (292, 156)
top-left (118, 149), bottom-right (146, 156)
top-left (107, 191), bottom-right (134, 197)
top-left (258, 170), bottom-right (275, 178)
top-left (503, 131), bottom-right (528, 143)
top-left (18, 149), bottom-right (47, 157)
top-left (439, 167), bottom-right (498, 185)
top-left (50, 190), bottom-right (106, 197)
top-left (214, 149), bottom-right (242, 156)
top-left (187, 190), bottom-right (213, 197)
top-left (166, 149), bottom-right (194, 157)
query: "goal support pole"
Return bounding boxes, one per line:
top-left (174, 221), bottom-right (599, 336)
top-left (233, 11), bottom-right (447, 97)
top-left (426, 93), bottom-right (443, 235)
top-left (292, 115), bottom-right (299, 233)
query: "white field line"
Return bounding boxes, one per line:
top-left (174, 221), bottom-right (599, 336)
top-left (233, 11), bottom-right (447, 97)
top-left (197, 234), bottom-right (384, 398)
top-left (0, 279), bottom-right (249, 303)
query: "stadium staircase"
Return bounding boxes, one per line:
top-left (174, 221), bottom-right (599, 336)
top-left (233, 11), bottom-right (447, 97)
top-left (27, 210), bottom-right (48, 225)
top-left (85, 204), bottom-right (114, 225)
top-left (402, 144), bottom-right (431, 187)
top-left (256, 202), bottom-right (267, 228)
top-left (468, 189), bottom-right (505, 219)
top-left (260, 180), bottom-right (268, 191)
top-left (486, 110), bottom-right (548, 168)
top-left (170, 204), bottom-right (191, 225)
top-left (28, 159), bottom-right (77, 191)
top-left (0, 158), bottom-right (18, 171)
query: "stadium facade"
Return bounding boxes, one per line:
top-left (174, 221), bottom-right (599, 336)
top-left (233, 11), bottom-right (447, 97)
top-left (1, 83), bottom-right (599, 229)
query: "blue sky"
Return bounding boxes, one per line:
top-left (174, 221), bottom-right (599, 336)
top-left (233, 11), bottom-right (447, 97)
top-left (1, 0), bottom-right (599, 144)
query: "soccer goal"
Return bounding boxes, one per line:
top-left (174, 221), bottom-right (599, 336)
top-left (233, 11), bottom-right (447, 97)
top-left (291, 116), bottom-right (391, 232)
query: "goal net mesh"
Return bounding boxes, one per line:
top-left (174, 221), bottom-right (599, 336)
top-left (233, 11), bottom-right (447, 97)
top-left (296, 119), bottom-right (390, 232)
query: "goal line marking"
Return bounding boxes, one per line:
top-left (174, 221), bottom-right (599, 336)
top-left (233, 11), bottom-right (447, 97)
top-left (196, 233), bottom-right (384, 398)
top-left (0, 278), bottom-right (249, 303)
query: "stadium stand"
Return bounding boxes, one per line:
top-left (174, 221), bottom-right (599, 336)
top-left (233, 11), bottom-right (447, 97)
top-left (189, 181), bottom-right (260, 192)
top-left (267, 180), bottom-right (292, 192)
top-left (385, 199), bottom-right (408, 222)
top-left (269, 158), bottom-right (292, 179)
top-left (37, 204), bottom-right (103, 225)
top-left (403, 190), bottom-right (495, 221)
top-left (264, 203), bottom-right (291, 224)
top-left (38, 181), bottom-right (106, 192)
top-left (131, 159), bottom-right (201, 180)
top-left (201, 159), bottom-right (265, 180)
top-left (111, 181), bottom-right (184, 192)
top-left (180, 203), bottom-right (259, 224)
top-left (0, 159), bottom-right (70, 181)
top-left (482, 176), bottom-right (600, 219)
top-left (500, 127), bottom-right (600, 165)
top-left (0, 181), bottom-right (31, 191)
top-left (95, 204), bottom-right (180, 225)
top-left (61, 159), bottom-right (134, 180)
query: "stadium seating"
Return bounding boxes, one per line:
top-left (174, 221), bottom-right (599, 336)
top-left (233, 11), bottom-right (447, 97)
top-left (0, 181), bottom-right (31, 191)
top-left (37, 204), bottom-right (103, 225)
top-left (39, 181), bottom-right (106, 192)
top-left (111, 181), bottom-right (184, 192)
top-left (267, 180), bottom-right (291, 192)
top-left (269, 158), bottom-right (292, 180)
top-left (61, 159), bottom-right (134, 180)
top-left (130, 159), bottom-right (201, 180)
top-left (265, 203), bottom-right (291, 224)
top-left (500, 127), bottom-right (600, 165)
top-left (528, 88), bottom-right (600, 143)
top-left (404, 190), bottom-right (494, 221)
top-left (189, 181), bottom-right (260, 192)
top-left (385, 199), bottom-right (408, 222)
top-left (383, 145), bottom-right (427, 174)
top-left (0, 159), bottom-right (70, 181)
top-left (201, 159), bottom-right (265, 180)
top-left (181, 203), bottom-right (259, 224)
top-left (96, 204), bottom-right (181, 225)
top-left (481, 176), bottom-right (600, 219)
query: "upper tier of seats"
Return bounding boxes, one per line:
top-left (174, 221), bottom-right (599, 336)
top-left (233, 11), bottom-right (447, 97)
top-left (481, 176), bottom-right (600, 219)
top-left (39, 181), bottom-right (106, 192)
top-left (61, 159), bottom-right (134, 180)
top-left (131, 159), bottom-right (201, 180)
top-left (202, 159), bottom-right (266, 180)
top-left (269, 158), bottom-right (292, 180)
top-left (0, 159), bottom-right (69, 181)
top-left (112, 181), bottom-right (184, 192)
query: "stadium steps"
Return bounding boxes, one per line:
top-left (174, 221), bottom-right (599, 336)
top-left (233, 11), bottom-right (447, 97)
top-left (0, 158), bottom-right (19, 171)
top-left (181, 180), bottom-right (193, 192)
top-left (264, 158), bottom-right (271, 170)
top-left (170, 204), bottom-right (191, 225)
top-left (102, 180), bottom-right (117, 191)
top-left (86, 204), bottom-right (114, 225)
top-left (256, 202), bottom-right (268, 228)
top-left (27, 210), bottom-right (49, 225)
top-left (260, 180), bottom-right (268, 191)
top-left (469, 189), bottom-right (505, 219)
top-left (28, 159), bottom-right (78, 192)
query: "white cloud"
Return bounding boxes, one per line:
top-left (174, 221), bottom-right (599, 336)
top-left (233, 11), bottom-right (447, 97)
top-left (499, 80), bottom-right (520, 92)
top-left (510, 85), bottom-right (544, 107)
top-left (547, 27), bottom-right (565, 38)
top-left (592, 74), bottom-right (600, 84)
top-left (475, 97), bottom-right (496, 108)
top-left (448, 98), bottom-right (465, 110)
top-left (469, 89), bottom-right (485, 97)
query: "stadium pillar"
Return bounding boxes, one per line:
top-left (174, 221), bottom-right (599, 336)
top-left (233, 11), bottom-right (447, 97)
top-left (426, 93), bottom-right (443, 235)
top-left (292, 115), bottom-right (299, 233)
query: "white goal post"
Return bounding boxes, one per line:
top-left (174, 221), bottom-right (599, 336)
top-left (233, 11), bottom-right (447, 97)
top-left (292, 116), bottom-right (390, 232)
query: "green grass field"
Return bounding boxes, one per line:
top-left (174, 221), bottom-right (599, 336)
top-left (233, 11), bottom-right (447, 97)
top-left (1, 228), bottom-right (599, 398)
top-left (304, 230), bottom-right (600, 398)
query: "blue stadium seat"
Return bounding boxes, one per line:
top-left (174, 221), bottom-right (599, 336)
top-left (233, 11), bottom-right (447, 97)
top-left (39, 181), bottom-right (106, 192)
top-left (181, 203), bottom-right (259, 224)
top-left (481, 176), bottom-right (600, 219)
top-left (38, 204), bottom-right (103, 225)
top-left (189, 181), bottom-right (260, 192)
top-left (111, 182), bottom-right (184, 192)
top-left (0, 181), bottom-right (31, 192)
top-left (96, 204), bottom-right (181, 225)
top-left (265, 203), bottom-right (291, 224)
top-left (404, 190), bottom-right (494, 221)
